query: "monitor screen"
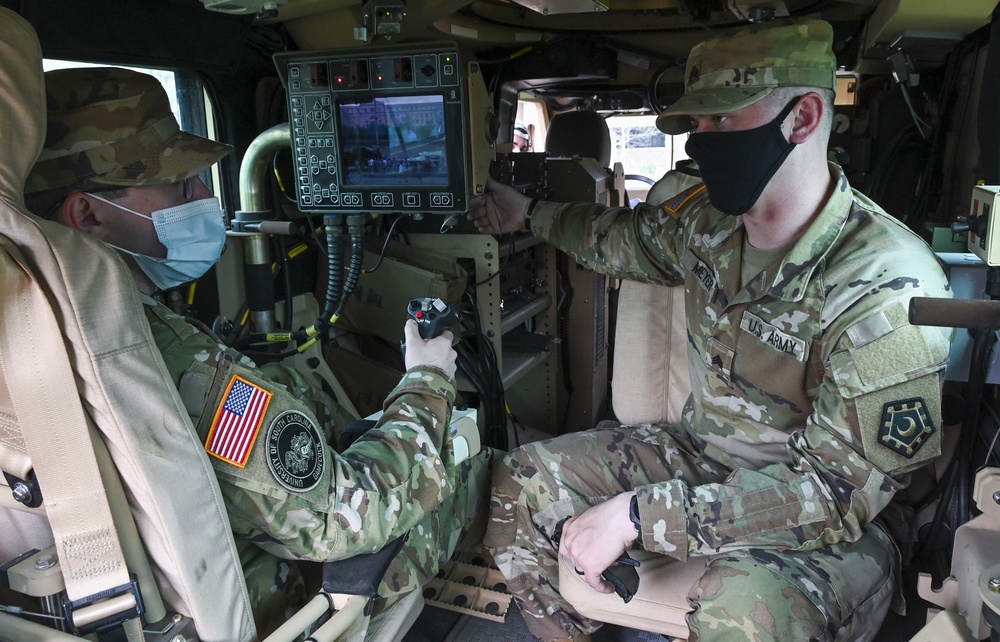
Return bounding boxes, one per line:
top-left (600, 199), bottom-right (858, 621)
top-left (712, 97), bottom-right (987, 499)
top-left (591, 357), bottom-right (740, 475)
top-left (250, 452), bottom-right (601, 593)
top-left (337, 95), bottom-right (448, 187)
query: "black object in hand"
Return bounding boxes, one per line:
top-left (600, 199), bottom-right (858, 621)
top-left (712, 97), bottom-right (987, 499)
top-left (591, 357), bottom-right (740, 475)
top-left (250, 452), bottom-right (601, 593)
top-left (552, 518), bottom-right (641, 604)
top-left (401, 297), bottom-right (460, 357)
top-left (601, 552), bottom-right (640, 604)
top-left (407, 297), bottom-right (460, 338)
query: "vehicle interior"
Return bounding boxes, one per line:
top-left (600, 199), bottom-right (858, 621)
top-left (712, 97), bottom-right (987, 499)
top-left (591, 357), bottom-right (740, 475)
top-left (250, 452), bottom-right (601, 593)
top-left (2, 0), bottom-right (1000, 641)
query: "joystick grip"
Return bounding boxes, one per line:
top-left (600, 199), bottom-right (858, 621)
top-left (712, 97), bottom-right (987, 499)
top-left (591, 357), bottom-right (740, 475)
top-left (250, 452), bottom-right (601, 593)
top-left (407, 297), bottom-right (460, 339)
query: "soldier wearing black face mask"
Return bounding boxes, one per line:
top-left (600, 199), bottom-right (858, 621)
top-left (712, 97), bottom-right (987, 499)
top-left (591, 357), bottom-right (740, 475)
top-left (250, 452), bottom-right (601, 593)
top-left (469, 19), bottom-right (953, 642)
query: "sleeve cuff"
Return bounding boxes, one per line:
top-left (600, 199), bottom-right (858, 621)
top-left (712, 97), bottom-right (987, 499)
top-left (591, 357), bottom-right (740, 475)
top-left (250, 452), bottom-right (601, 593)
top-left (527, 200), bottom-right (559, 237)
top-left (387, 366), bottom-right (456, 406)
top-left (636, 481), bottom-right (690, 561)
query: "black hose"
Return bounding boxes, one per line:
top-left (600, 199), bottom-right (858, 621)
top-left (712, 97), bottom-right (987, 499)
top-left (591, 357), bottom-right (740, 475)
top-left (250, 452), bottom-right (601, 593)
top-left (278, 236), bottom-right (294, 331)
top-left (956, 330), bottom-right (996, 523)
top-left (319, 214), bottom-right (345, 330)
top-left (334, 215), bottom-right (366, 318)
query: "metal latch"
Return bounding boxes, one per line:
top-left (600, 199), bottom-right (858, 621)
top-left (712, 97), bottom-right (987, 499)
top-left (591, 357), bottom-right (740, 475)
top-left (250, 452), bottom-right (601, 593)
top-left (62, 575), bottom-right (145, 636)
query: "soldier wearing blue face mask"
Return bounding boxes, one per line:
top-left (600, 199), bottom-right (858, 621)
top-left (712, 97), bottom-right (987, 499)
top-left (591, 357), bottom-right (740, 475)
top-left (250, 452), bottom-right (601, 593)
top-left (25, 68), bottom-right (231, 295)
top-left (25, 67), bottom-right (493, 638)
top-left (84, 182), bottom-right (228, 291)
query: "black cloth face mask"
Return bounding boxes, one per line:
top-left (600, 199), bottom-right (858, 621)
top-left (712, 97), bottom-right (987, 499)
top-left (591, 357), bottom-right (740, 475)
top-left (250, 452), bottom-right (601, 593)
top-left (684, 97), bottom-right (801, 216)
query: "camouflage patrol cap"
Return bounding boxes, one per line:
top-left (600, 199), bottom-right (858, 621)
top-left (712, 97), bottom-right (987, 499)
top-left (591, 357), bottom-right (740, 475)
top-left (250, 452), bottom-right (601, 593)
top-left (656, 19), bottom-right (837, 135)
top-left (25, 67), bottom-right (231, 194)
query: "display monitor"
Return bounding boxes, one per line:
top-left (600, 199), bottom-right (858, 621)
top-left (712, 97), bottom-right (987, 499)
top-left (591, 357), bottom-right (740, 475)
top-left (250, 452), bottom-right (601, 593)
top-left (338, 95), bottom-right (448, 187)
top-left (275, 43), bottom-right (492, 215)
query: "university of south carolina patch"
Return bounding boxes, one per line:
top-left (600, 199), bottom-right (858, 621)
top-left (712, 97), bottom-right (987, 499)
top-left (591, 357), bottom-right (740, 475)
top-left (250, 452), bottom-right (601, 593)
top-left (878, 397), bottom-right (935, 458)
top-left (266, 410), bottom-right (325, 492)
top-left (205, 375), bottom-right (273, 468)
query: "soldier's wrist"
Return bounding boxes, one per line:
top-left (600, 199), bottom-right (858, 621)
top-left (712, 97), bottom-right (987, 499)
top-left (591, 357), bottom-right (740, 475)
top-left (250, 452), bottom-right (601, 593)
top-left (629, 494), bottom-right (641, 535)
top-left (524, 198), bottom-right (539, 231)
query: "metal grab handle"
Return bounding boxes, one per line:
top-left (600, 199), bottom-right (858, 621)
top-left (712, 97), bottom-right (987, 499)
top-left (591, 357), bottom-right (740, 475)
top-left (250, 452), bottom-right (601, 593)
top-left (908, 296), bottom-right (1000, 330)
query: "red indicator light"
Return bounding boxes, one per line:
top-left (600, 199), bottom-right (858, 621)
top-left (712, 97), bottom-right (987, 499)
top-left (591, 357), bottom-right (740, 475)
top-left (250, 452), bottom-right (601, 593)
top-left (416, 311), bottom-right (424, 318)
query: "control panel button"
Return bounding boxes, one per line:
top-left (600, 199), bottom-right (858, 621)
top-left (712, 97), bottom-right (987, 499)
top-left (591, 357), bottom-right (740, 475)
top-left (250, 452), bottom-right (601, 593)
top-left (372, 192), bottom-right (394, 207)
top-left (430, 192), bottom-right (454, 207)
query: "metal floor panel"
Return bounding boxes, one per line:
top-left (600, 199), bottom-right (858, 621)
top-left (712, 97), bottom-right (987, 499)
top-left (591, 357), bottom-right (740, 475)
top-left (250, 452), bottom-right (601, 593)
top-left (406, 603), bottom-right (670, 642)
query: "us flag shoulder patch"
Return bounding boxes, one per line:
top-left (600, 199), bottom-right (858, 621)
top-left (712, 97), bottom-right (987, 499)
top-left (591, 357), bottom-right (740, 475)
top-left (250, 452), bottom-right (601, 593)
top-left (661, 183), bottom-right (706, 215)
top-left (204, 375), bottom-right (273, 468)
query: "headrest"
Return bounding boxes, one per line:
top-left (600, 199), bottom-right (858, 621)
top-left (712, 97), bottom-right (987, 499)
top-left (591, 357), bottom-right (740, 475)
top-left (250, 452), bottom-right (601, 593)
top-left (0, 7), bottom-right (44, 201)
top-left (545, 111), bottom-right (612, 168)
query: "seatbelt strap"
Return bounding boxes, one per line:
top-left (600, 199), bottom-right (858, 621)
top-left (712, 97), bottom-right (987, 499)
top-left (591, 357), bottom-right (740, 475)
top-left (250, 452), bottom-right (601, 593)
top-left (0, 242), bottom-right (144, 641)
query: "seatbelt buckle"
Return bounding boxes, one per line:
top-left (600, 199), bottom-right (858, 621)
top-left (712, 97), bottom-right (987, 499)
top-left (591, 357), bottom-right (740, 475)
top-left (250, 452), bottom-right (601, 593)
top-left (62, 575), bottom-right (145, 636)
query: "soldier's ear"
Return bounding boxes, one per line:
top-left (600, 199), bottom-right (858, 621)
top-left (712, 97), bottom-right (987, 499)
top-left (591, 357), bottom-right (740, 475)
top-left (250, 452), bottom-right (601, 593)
top-left (59, 192), bottom-right (113, 241)
top-left (787, 92), bottom-right (824, 145)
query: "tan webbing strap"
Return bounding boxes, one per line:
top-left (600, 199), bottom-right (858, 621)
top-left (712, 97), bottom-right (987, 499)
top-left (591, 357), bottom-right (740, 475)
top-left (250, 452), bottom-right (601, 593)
top-left (0, 244), bottom-right (144, 640)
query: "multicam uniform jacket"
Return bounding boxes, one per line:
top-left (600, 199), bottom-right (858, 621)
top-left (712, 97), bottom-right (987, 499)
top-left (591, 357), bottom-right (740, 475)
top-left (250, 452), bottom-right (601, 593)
top-left (143, 297), bottom-right (468, 559)
top-left (143, 298), bottom-right (491, 635)
top-left (528, 163), bottom-right (953, 558)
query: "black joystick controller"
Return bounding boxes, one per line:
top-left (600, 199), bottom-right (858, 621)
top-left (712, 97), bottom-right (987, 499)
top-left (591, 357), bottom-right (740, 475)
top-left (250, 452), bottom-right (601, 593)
top-left (408, 297), bottom-right (460, 338)
top-left (401, 297), bottom-right (460, 358)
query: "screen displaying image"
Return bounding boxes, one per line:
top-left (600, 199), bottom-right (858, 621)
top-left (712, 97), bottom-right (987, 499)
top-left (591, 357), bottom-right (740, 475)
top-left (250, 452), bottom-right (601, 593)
top-left (338, 95), bottom-right (448, 186)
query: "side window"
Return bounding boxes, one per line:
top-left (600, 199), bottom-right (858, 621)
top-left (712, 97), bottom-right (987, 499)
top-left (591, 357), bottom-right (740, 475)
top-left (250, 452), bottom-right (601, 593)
top-left (606, 114), bottom-right (688, 183)
top-left (514, 96), bottom-right (547, 153)
top-left (41, 60), bottom-right (223, 200)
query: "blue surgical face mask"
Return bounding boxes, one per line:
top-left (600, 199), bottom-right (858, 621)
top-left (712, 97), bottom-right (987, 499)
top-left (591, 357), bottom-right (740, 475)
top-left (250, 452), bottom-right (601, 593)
top-left (89, 192), bottom-right (228, 291)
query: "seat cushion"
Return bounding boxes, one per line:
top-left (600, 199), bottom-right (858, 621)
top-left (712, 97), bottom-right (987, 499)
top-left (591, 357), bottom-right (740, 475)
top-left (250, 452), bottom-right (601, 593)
top-left (612, 281), bottom-right (691, 425)
top-left (559, 550), bottom-right (708, 639)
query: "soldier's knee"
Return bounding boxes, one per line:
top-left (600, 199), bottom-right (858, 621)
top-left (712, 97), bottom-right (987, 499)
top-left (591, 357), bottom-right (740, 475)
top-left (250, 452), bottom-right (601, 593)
top-left (485, 444), bottom-right (552, 546)
top-left (490, 443), bottom-right (545, 503)
top-left (687, 556), bottom-right (827, 642)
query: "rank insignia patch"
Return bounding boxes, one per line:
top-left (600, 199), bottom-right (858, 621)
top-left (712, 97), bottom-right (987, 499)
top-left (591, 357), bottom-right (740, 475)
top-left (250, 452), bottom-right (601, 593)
top-left (266, 410), bottom-right (325, 492)
top-left (205, 375), bottom-right (273, 468)
top-left (878, 397), bottom-right (935, 458)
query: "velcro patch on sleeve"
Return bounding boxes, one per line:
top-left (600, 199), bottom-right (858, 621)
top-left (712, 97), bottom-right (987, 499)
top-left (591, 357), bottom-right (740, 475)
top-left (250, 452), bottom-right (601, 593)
top-left (204, 375), bottom-right (274, 468)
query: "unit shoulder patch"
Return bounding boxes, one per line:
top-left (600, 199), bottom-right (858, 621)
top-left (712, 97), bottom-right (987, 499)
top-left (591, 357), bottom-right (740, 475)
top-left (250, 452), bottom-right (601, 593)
top-left (266, 409), bottom-right (326, 492)
top-left (661, 183), bottom-right (707, 215)
top-left (878, 397), bottom-right (935, 458)
top-left (204, 375), bottom-right (273, 467)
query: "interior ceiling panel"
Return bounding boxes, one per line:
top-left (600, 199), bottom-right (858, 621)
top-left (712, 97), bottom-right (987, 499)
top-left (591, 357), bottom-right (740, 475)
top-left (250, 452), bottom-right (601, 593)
top-left (2, 0), bottom-right (252, 73)
top-left (254, 0), bottom-right (992, 76)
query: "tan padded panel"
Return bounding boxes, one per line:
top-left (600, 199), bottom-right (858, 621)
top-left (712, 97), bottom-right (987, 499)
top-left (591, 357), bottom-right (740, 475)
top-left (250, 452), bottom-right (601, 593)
top-left (559, 550), bottom-right (707, 640)
top-left (0, 502), bottom-right (54, 565)
top-left (612, 282), bottom-right (691, 425)
top-left (610, 168), bottom-right (700, 426)
top-left (0, 8), bottom-right (254, 641)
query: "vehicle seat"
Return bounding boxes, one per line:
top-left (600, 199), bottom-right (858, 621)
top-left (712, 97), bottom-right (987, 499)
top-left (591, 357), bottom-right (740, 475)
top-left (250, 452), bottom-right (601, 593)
top-left (0, 9), bottom-right (254, 641)
top-left (559, 550), bottom-right (709, 640)
top-left (541, 111), bottom-right (623, 430)
top-left (545, 110), bottom-right (612, 167)
top-left (612, 166), bottom-right (699, 426)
